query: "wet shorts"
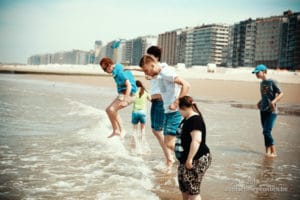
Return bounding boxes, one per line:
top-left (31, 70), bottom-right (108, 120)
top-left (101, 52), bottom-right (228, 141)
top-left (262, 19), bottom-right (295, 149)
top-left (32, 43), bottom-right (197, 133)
top-left (178, 153), bottom-right (212, 195)
top-left (163, 111), bottom-right (182, 135)
top-left (132, 110), bottom-right (146, 124)
top-left (150, 99), bottom-right (164, 131)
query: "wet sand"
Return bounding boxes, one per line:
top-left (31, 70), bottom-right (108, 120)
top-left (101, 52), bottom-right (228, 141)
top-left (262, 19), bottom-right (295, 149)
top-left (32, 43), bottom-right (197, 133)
top-left (18, 73), bottom-right (300, 116)
top-left (16, 73), bottom-right (300, 104)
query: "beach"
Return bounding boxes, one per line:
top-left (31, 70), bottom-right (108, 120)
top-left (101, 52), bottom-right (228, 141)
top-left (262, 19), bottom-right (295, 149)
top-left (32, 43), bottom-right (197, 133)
top-left (0, 66), bottom-right (300, 199)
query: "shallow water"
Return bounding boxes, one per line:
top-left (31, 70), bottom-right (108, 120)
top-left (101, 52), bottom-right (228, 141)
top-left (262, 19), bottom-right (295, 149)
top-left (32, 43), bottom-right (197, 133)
top-left (0, 74), bottom-right (299, 200)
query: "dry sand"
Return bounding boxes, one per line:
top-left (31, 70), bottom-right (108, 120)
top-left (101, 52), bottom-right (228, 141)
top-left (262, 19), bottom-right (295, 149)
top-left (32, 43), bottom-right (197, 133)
top-left (16, 73), bottom-right (300, 104)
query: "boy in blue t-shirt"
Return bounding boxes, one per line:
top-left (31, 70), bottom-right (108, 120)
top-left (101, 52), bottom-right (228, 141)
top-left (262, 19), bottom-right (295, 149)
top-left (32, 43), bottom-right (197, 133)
top-left (252, 64), bottom-right (284, 157)
top-left (100, 57), bottom-right (137, 138)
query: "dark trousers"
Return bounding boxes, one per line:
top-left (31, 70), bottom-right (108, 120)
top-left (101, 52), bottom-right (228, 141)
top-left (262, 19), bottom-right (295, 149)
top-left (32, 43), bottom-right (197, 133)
top-left (260, 111), bottom-right (277, 147)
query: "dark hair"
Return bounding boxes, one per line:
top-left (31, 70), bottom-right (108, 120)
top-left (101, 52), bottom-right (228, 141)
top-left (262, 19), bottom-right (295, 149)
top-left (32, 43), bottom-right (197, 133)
top-left (147, 46), bottom-right (162, 61)
top-left (136, 80), bottom-right (147, 98)
top-left (139, 54), bottom-right (156, 68)
top-left (99, 57), bottom-right (113, 68)
top-left (179, 96), bottom-right (205, 123)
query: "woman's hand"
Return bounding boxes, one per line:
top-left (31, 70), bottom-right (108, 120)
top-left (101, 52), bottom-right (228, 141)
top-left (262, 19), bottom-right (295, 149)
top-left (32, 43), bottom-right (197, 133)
top-left (185, 159), bottom-right (193, 170)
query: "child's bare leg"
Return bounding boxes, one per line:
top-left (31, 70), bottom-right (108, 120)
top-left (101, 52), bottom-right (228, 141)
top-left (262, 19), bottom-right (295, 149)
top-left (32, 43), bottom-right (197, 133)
top-left (133, 124), bottom-right (138, 146)
top-left (164, 135), bottom-right (176, 167)
top-left (270, 145), bottom-right (277, 157)
top-left (265, 146), bottom-right (275, 157)
top-left (117, 114), bottom-right (127, 138)
top-left (106, 98), bottom-right (124, 138)
top-left (140, 124), bottom-right (146, 144)
top-left (152, 129), bottom-right (173, 166)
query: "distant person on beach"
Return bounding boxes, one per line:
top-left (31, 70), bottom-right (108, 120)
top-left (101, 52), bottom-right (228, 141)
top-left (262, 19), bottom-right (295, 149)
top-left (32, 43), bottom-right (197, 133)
top-left (139, 54), bottom-right (190, 167)
top-left (131, 80), bottom-right (151, 151)
top-left (252, 64), bottom-right (283, 157)
top-left (175, 95), bottom-right (211, 200)
top-left (100, 57), bottom-right (137, 138)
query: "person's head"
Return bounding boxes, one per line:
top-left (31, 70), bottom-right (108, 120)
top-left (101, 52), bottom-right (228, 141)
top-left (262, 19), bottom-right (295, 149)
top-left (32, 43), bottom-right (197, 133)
top-left (146, 46), bottom-right (162, 62)
top-left (100, 57), bottom-right (114, 73)
top-left (178, 96), bottom-right (202, 119)
top-left (139, 54), bottom-right (160, 76)
top-left (136, 80), bottom-right (143, 88)
top-left (252, 64), bottom-right (267, 79)
top-left (136, 80), bottom-right (146, 98)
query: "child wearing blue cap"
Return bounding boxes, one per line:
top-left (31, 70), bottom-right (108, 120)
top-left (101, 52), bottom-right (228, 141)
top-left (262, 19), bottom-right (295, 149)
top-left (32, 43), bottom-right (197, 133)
top-left (252, 64), bottom-right (284, 157)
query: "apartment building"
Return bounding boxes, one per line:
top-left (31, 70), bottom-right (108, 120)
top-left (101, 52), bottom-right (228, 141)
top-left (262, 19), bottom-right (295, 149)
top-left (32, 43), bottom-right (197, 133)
top-left (231, 19), bottom-right (256, 67)
top-left (126, 35), bottom-right (157, 65)
top-left (283, 11), bottom-right (300, 70)
top-left (157, 30), bottom-right (179, 65)
top-left (28, 50), bottom-right (93, 65)
top-left (94, 40), bottom-right (102, 64)
top-left (190, 24), bottom-right (229, 67)
top-left (255, 15), bottom-right (288, 69)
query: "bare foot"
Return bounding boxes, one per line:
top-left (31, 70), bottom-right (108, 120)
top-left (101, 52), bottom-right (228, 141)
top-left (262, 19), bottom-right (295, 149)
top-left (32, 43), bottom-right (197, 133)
top-left (166, 159), bottom-right (175, 168)
top-left (120, 130), bottom-right (127, 139)
top-left (266, 153), bottom-right (277, 158)
top-left (269, 153), bottom-right (277, 158)
top-left (107, 131), bottom-right (120, 138)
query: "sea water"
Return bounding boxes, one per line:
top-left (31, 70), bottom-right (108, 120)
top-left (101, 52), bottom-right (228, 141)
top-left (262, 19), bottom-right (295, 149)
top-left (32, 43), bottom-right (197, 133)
top-left (0, 74), bottom-right (157, 200)
top-left (0, 74), bottom-right (300, 200)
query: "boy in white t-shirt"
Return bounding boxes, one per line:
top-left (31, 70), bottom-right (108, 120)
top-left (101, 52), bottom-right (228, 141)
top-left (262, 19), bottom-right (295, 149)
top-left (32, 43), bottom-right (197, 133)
top-left (139, 54), bottom-right (190, 166)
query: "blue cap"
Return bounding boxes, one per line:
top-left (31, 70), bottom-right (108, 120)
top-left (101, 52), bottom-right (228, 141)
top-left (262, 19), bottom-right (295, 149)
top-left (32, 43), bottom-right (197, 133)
top-left (252, 64), bottom-right (267, 74)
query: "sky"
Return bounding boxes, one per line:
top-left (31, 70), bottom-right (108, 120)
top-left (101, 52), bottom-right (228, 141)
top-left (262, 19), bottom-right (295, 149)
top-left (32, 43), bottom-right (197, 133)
top-left (0, 0), bottom-right (299, 64)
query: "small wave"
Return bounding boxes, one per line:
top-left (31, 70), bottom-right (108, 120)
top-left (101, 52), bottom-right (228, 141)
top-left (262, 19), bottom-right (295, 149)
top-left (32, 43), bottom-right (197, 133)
top-left (66, 98), bottom-right (106, 118)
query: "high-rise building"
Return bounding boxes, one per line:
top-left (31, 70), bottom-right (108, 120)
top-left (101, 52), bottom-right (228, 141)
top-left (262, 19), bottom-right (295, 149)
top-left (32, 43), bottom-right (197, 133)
top-left (282, 11), bottom-right (300, 70)
top-left (231, 19), bottom-right (256, 67)
top-left (158, 30), bottom-right (179, 65)
top-left (105, 41), bottom-right (115, 60)
top-left (175, 27), bottom-right (192, 65)
top-left (131, 35), bottom-right (157, 65)
top-left (94, 40), bottom-right (102, 64)
top-left (228, 10), bottom-right (299, 69)
top-left (254, 15), bottom-right (288, 69)
top-left (124, 40), bottom-right (133, 65)
top-left (116, 39), bottom-right (127, 64)
top-left (191, 24), bottom-right (229, 66)
top-left (28, 50), bottom-right (93, 65)
top-left (185, 28), bottom-right (194, 67)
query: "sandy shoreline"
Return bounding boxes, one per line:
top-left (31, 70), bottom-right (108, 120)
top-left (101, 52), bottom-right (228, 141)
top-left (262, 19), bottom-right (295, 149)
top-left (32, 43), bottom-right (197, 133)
top-left (9, 73), bottom-right (299, 103)
top-left (2, 72), bottom-right (300, 115)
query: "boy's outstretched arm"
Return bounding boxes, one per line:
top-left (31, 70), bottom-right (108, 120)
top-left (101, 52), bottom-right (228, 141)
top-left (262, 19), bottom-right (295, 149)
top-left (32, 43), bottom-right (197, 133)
top-left (169, 77), bottom-right (190, 110)
top-left (124, 66), bottom-right (143, 71)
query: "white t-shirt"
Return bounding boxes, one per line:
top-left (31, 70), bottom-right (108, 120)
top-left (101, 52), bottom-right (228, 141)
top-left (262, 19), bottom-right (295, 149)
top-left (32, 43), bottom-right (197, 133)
top-left (157, 64), bottom-right (181, 113)
top-left (149, 63), bottom-right (168, 95)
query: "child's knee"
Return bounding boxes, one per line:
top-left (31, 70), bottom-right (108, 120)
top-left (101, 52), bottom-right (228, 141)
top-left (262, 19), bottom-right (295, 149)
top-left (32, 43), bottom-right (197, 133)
top-left (106, 106), bottom-right (115, 114)
top-left (165, 140), bottom-right (174, 150)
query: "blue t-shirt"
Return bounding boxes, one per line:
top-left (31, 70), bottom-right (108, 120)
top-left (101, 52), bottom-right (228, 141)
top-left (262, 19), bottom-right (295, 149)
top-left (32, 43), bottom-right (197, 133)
top-left (260, 79), bottom-right (282, 113)
top-left (112, 64), bottom-right (137, 95)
